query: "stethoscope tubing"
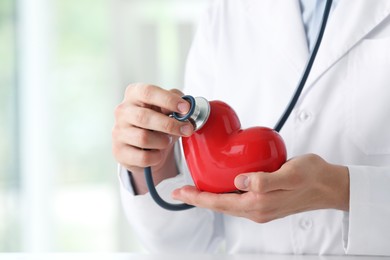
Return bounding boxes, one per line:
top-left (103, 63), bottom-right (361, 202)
top-left (144, 95), bottom-right (196, 211)
top-left (145, 0), bottom-right (333, 211)
top-left (274, 0), bottom-right (333, 132)
top-left (144, 166), bottom-right (194, 210)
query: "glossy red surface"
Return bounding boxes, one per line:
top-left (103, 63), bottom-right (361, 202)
top-left (182, 100), bottom-right (287, 193)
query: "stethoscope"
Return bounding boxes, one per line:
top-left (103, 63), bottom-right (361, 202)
top-left (144, 0), bottom-right (333, 211)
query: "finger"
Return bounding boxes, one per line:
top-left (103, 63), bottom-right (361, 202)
top-left (170, 88), bottom-right (184, 96)
top-left (126, 84), bottom-right (190, 115)
top-left (161, 89), bottom-right (185, 115)
top-left (172, 186), bottom-right (243, 212)
top-left (114, 144), bottom-right (163, 168)
top-left (235, 171), bottom-right (294, 193)
top-left (116, 126), bottom-right (177, 150)
top-left (127, 106), bottom-right (194, 136)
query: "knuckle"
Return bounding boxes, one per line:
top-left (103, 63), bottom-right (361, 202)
top-left (161, 118), bottom-right (176, 133)
top-left (111, 143), bottom-right (120, 159)
top-left (134, 108), bottom-right (149, 126)
top-left (251, 214), bottom-right (272, 224)
top-left (123, 153), bottom-right (138, 169)
top-left (138, 151), bottom-right (152, 167)
top-left (164, 95), bottom-right (177, 110)
top-left (251, 174), bottom-right (268, 193)
top-left (284, 163), bottom-right (304, 187)
top-left (249, 199), bottom-right (273, 223)
top-left (111, 125), bottom-right (120, 140)
top-left (288, 164), bottom-right (299, 176)
top-left (111, 144), bottom-right (129, 167)
top-left (125, 83), bottom-right (138, 98)
top-left (138, 84), bottom-right (154, 101)
top-left (306, 153), bottom-right (321, 161)
top-left (169, 88), bottom-right (184, 96)
top-left (137, 130), bottom-right (149, 147)
top-left (114, 102), bottom-right (126, 118)
top-left (138, 150), bottom-right (161, 167)
top-left (125, 84), bottom-right (133, 95)
top-left (252, 194), bottom-right (270, 211)
top-left (252, 193), bottom-right (266, 207)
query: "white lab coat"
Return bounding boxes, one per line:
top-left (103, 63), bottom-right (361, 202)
top-left (119, 0), bottom-right (390, 255)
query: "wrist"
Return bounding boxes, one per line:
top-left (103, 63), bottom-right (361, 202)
top-left (324, 163), bottom-right (350, 211)
top-left (128, 149), bottom-right (178, 195)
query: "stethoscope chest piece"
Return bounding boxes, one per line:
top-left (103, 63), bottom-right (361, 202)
top-left (172, 95), bottom-right (210, 131)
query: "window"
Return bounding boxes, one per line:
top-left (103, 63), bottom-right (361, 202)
top-left (0, 0), bottom-right (207, 252)
top-left (0, 0), bottom-right (19, 251)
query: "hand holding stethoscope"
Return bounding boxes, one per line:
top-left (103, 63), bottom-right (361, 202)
top-left (112, 85), bottom-right (195, 195)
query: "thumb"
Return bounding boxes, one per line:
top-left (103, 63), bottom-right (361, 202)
top-left (234, 172), bottom-right (286, 193)
top-left (234, 174), bottom-right (250, 191)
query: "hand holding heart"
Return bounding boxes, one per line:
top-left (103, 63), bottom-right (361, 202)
top-left (182, 100), bottom-right (287, 193)
top-left (172, 154), bottom-right (350, 223)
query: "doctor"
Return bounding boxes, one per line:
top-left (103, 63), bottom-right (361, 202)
top-left (112, 0), bottom-right (390, 255)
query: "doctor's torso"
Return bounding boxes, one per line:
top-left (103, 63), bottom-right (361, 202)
top-left (183, 0), bottom-right (390, 254)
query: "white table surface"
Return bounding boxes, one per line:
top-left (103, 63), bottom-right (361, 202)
top-left (0, 253), bottom-right (389, 260)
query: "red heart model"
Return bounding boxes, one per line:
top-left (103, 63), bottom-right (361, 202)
top-left (182, 100), bottom-right (287, 193)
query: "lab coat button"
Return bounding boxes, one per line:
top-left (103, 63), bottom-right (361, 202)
top-left (299, 218), bottom-right (313, 230)
top-left (298, 111), bottom-right (311, 122)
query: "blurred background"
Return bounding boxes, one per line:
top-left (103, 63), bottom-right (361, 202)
top-left (0, 0), bottom-right (207, 252)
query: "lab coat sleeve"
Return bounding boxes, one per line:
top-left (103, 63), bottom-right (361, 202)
top-left (118, 164), bottom-right (224, 253)
top-left (343, 165), bottom-right (390, 256)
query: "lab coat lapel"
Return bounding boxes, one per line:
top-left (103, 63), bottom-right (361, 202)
top-left (306, 0), bottom-right (390, 87)
top-left (244, 0), bottom-right (390, 89)
top-left (244, 0), bottom-right (309, 77)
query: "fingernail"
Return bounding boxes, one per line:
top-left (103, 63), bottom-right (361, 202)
top-left (171, 190), bottom-right (179, 200)
top-left (178, 102), bottom-right (189, 114)
top-left (171, 189), bottom-right (180, 200)
top-left (235, 175), bottom-right (249, 190)
top-left (180, 124), bottom-right (192, 136)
